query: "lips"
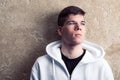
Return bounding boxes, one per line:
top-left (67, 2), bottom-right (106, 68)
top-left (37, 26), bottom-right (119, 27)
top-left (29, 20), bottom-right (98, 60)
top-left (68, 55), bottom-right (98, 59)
top-left (76, 34), bottom-right (82, 37)
top-left (73, 34), bottom-right (82, 38)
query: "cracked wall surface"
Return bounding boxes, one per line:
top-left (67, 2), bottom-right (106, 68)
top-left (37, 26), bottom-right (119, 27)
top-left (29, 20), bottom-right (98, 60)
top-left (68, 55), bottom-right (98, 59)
top-left (0, 0), bottom-right (120, 80)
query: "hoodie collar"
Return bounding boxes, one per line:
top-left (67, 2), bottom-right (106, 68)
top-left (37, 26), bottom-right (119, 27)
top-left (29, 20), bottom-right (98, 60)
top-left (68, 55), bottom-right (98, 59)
top-left (46, 40), bottom-right (105, 63)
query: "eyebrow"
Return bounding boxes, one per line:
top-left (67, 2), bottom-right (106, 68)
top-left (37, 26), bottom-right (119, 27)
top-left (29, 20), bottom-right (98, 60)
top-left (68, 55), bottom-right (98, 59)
top-left (64, 20), bottom-right (75, 24)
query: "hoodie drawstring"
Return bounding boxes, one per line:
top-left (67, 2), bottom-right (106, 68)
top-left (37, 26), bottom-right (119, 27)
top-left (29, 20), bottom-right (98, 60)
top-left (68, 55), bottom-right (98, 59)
top-left (85, 64), bottom-right (90, 80)
top-left (52, 59), bottom-right (56, 80)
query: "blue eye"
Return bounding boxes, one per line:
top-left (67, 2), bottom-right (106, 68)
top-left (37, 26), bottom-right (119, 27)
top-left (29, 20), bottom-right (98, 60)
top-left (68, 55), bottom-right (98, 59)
top-left (81, 21), bottom-right (85, 26)
top-left (65, 21), bottom-right (77, 26)
top-left (64, 21), bottom-right (85, 27)
top-left (68, 22), bottom-right (76, 25)
top-left (81, 22), bottom-right (85, 25)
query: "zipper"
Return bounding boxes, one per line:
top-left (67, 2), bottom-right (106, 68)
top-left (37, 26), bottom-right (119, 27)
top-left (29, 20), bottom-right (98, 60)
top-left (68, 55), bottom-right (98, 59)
top-left (68, 76), bottom-right (71, 80)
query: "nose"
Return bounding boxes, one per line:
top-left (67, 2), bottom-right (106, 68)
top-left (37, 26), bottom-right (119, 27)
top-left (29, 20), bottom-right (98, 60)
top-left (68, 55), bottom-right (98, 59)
top-left (74, 23), bottom-right (82, 31)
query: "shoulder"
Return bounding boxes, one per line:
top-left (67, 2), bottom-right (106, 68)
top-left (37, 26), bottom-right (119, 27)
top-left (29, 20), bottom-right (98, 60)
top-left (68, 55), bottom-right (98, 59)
top-left (35, 54), bottom-right (52, 63)
top-left (93, 58), bottom-right (111, 70)
top-left (32, 54), bottom-right (52, 70)
top-left (86, 58), bottom-right (112, 74)
top-left (97, 59), bottom-right (114, 79)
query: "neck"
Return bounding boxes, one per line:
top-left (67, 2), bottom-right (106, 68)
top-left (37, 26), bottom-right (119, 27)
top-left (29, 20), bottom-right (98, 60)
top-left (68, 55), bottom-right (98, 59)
top-left (61, 42), bottom-right (83, 59)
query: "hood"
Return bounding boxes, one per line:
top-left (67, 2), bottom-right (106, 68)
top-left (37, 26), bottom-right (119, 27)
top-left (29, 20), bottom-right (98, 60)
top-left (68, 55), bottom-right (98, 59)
top-left (46, 40), bottom-right (105, 64)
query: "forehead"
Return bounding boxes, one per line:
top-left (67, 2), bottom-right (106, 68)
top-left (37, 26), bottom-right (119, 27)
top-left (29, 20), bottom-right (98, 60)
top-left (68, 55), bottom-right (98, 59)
top-left (66, 14), bottom-right (85, 21)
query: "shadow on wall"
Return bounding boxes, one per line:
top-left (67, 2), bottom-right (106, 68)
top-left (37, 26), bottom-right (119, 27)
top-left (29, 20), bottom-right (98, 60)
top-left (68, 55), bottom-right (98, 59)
top-left (1, 11), bottom-right (61, 80)
top-left (23, 12), bottom-right (60, 80)
top-left (41, 12), bottom-right (60, 42)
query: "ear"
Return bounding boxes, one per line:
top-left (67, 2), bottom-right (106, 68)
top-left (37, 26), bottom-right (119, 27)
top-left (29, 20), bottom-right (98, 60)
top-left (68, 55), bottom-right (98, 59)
top-left (57, 26), bottom-right (62, 36)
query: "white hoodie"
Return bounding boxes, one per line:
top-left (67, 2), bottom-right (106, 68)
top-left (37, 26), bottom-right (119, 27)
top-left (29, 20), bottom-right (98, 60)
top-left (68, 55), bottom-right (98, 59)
top-left (30, 40), bottom-right (114, 80)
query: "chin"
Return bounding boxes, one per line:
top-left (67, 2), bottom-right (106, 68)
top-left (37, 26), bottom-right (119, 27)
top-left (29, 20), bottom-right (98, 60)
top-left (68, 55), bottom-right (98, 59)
top-left (62, 38), bottom-right (84, 46)
top-left (69, 40), bottom-right (84, 46)
top-left (73, 38), bottom-right (84, 43)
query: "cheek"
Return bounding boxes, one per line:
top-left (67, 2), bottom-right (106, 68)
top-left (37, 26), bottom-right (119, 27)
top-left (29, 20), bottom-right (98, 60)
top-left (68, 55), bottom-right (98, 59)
top-left (62, 28), bottom-right (73, 35)
top-left (84, 28), bottom-right (86, 34)
top-left (59, 26), bottom-right (74, 37)
top-left (82, 27), bottom-right (86, 33)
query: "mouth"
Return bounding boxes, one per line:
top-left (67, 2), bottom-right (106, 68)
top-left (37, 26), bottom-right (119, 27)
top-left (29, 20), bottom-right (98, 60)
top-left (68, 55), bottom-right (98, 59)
top-left (73, 34), bottom-right (82, 38)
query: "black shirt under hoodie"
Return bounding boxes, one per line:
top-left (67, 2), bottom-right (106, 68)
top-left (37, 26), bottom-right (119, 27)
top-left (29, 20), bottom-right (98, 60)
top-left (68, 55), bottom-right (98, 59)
top-left (61, 49), bottom-right (86, 75)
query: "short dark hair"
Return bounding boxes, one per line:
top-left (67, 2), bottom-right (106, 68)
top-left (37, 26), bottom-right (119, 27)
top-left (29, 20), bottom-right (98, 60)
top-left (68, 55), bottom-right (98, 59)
top-left (57, 6), bottom-right (86, 26)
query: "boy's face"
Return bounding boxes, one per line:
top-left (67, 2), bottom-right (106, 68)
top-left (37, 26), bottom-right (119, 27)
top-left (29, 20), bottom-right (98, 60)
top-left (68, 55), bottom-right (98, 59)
top-left (58, 14), bottom-right (86, 45)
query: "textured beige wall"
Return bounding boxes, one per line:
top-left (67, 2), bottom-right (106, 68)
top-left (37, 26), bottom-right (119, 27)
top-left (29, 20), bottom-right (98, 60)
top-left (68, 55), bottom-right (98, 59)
top-left (0, 0), bottom-right (120, 80)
